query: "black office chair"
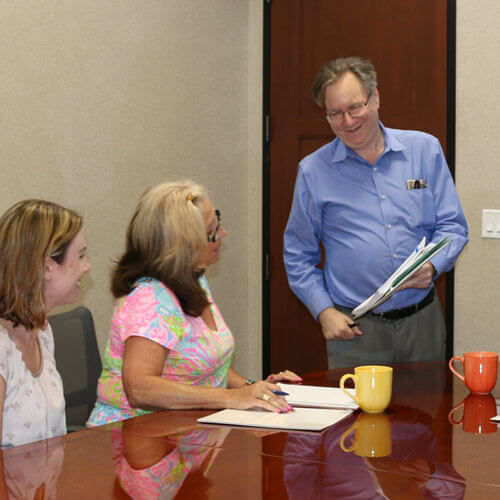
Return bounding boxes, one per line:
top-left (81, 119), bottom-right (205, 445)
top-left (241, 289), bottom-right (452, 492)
top-left (49, 306), bottom-right (102, 431)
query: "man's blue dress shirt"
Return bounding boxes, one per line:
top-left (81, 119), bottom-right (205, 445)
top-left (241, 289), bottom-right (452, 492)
top-left (284, 124), bottom-right (469, 318)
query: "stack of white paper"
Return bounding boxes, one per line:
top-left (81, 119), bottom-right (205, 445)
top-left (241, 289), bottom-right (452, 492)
top-left (198, 407), bottom-right (353, 432)
top-left (352, 236), bottom-right (450, 319)
top-left (278, 383), bottom-right (358, 409)
top-left (197, 384), bottom-right (358, 432)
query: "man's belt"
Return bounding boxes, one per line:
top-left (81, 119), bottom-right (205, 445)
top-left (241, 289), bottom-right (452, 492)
top-left (371, 289), bottom-right (435, 320)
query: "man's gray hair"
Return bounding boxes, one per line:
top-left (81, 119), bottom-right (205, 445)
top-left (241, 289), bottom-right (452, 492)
top-left (312, 56), bottom-right (377, 109)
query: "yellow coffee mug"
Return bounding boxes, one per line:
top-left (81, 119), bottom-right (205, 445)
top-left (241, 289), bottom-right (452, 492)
top-left (340, 365), bottom-right (393, 413)
top-left (340, 412), bottom-right (392, 457)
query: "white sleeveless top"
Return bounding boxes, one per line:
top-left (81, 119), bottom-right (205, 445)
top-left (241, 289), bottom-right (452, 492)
top-left (0, 323), bottom-right (66, 448)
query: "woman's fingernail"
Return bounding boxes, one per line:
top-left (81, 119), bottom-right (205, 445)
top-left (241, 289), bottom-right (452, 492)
top-left (269, 375), bottom-right (275, 380)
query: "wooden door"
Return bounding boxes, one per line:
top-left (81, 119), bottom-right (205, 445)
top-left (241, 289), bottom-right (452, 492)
top-left (265, 0), bottom-right (452, 375)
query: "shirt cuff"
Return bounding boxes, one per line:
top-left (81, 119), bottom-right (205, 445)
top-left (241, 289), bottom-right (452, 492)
top-left (430, 255), bottom-right (445, 278)
top-left (307, 289), bottom-right (335, 320)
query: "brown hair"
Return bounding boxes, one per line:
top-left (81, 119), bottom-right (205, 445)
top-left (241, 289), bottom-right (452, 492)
top-left (111, 180), bottom-right (210, 317)
top-left (311, 56), bottom-right (377, 109)
top-left (0, 199), bottom-right (83, 329)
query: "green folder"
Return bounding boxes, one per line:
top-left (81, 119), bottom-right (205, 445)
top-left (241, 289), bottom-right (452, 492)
top-left (352, 236), bottom-right (450, 319)
top-left (391, 237), bottom-right (450, 289)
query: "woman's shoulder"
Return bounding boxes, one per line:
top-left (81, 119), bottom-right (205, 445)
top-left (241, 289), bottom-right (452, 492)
top-left (38, 323), bottom-right (55, 354)
top-left (0, 323), bottom-right (13, 349)
top-left (131, 277), bottom-right (180, 303)
top-left (198, 275), bottom-right (213, 300)
top-left (117, 277), bottom-right (184, 317)
top-left (0, 322), bottom-right (8, 336)
top-left (0, 324), bottom-right (16, 375)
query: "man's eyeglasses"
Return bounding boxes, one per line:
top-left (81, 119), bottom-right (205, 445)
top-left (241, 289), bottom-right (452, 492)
top-left (326, 92), bottom-right (372, 125)
top-left (207, 209), bottom-right (221, 243)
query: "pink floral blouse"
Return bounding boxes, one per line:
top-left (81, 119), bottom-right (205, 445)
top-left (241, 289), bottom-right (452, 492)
top-left (112, 426), bottom-right (230, 498)
top-left (87, 276), bottom-right (234, 426)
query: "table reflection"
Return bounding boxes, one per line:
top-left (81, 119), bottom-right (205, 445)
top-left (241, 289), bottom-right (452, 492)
top-left (340, 412), bottom-right (392, 457)
top-left (448, 393), bottom-right (497, 434)
top-left (284, 406), bottom-right (465, 500)
top-left (0, 436), bottom-right (64, 499)
top-left (112, 419), bottom-right (230, 499)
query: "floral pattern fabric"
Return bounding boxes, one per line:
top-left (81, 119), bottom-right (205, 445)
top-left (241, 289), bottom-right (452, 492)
top-left (112, 426), bottom-right (230, 499)
top-left (87, 276), bottom-right (235, 426)
top-left (2, 437), bottom-right (65, 498)
top-left (0, 324), bottom-right (66, 448)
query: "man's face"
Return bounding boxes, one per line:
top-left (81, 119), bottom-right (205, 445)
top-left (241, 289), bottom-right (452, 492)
top-left (324, 71), bottom-right (380, 154)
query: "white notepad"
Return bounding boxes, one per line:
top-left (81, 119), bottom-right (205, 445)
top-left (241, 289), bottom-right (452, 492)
top-left (198, 407), bottom-right (353, 432)
top-left (278, 383), bottom-right (359, 410)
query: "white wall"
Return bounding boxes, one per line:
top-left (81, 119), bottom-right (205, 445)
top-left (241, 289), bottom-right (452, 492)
top-left (0, 1), bottom-right (263, 377)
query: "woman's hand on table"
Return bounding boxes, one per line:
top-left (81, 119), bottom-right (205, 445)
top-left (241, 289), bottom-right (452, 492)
top-left (229, 381), bottom-right (294, 413)
top-left (265, 370), bottom-right (303, 384)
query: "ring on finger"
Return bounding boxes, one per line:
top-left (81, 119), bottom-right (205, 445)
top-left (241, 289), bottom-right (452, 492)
top-left (262, 393), bottom-right (271, 402)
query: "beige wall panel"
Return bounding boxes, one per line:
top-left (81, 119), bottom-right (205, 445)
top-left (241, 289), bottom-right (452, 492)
top-left (0, 1), bottom-right (262, 377)
top-left (455, 0), bottom-right (500, 356)
top-left (454, 0), bottom-right (500, 478)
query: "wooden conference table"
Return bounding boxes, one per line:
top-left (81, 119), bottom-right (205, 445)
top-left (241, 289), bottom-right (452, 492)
top-left (1, 361), bottom-right (500, 499)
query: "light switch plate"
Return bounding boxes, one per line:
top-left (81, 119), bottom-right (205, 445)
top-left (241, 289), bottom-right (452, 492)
top-left (482, 209), bottom-right (500, 238)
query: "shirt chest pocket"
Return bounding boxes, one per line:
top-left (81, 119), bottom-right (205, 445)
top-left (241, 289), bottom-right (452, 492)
top-left (406, 188), bottom-right (436, 229)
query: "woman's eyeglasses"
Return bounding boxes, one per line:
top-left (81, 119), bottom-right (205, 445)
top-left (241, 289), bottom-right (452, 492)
top-left (207, 209), bottom-right (221, 243)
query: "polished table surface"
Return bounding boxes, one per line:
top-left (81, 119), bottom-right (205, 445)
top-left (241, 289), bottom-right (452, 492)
top-left (2, 361), bottom-right (500, 499)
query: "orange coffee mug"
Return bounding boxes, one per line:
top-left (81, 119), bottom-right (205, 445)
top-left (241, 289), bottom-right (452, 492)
top-left (449, 351), bottom-right (498, 394)
top-left (448, 393), bottom-right (497, 434)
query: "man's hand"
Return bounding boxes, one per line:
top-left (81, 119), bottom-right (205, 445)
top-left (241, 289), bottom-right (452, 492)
top-left (398, 262), bottom-right (435, 291)
top-left (318, 307), bottom-right (363, 340)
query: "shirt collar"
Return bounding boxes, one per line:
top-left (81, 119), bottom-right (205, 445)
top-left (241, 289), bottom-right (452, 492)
top-left (330, 122), bottom-right (406, 164)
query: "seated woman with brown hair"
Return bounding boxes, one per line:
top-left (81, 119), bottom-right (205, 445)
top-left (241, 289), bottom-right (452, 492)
top-left (0, 200), bottom-right (91, 448)
top-left (87, 180), bottom-right (300, 426)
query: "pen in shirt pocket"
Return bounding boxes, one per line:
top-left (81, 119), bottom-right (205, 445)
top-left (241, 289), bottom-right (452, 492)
top-left (406, 179), bottom-right (428, 189)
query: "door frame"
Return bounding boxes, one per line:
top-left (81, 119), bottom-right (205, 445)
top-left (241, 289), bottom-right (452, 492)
top-left (262, 0), bottom-right (457, 376)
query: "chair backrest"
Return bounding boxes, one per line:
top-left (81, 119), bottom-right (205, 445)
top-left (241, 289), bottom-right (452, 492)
top-left (49, 306), bottom-right (102, 430)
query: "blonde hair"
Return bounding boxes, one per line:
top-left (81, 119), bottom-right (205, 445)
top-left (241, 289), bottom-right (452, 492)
top-left (0, 199), bottom-right (83, 329)
top-left (112, 180), bottom-right (211, 316)
top-left (312, 56), bottom-right (378, 109)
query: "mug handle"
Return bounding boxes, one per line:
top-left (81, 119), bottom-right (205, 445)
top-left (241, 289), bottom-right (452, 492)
top-left (340, 374), bottom-right (360, 405)
top-left (448, 356), bottom-right (465, 383)
top-left (448, 400), bottom-right (465, 426)
top-left (339, 422), bottom-right (357, 453)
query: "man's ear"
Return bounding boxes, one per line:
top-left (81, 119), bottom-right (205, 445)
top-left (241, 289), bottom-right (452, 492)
top-left (43, 256), bottom-right (57, 281)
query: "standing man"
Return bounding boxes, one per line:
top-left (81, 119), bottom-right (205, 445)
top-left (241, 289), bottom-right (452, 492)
top-left (284, 57), bottom-right (468, 369)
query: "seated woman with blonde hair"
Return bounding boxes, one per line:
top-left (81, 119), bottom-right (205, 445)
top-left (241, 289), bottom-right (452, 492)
top-left (0, 200), bottom-right (91, 448)
top-left (87, 180), bottom-right (301, 426)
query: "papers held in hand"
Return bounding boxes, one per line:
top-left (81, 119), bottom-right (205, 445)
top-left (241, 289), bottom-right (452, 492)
top-left (351, 236), bottom-right (450, 320)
